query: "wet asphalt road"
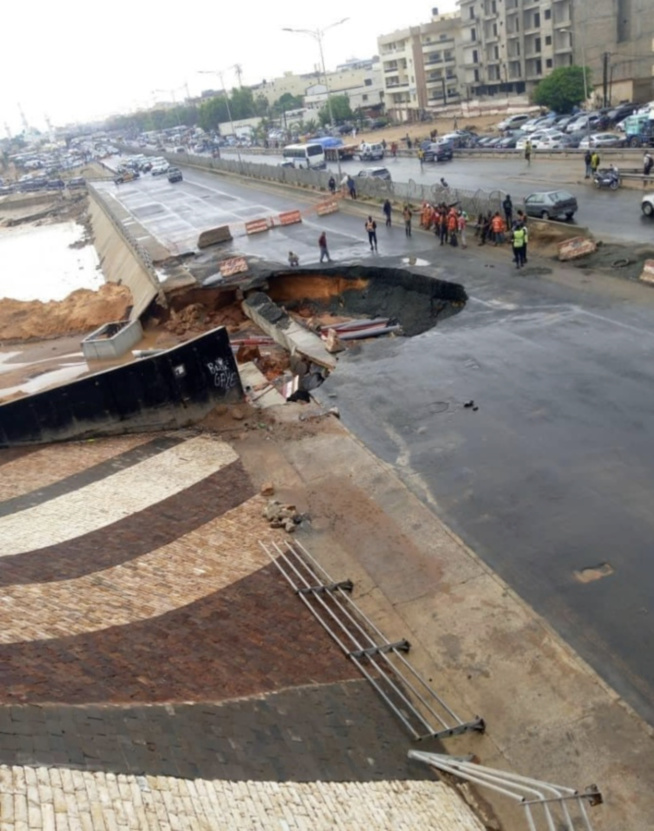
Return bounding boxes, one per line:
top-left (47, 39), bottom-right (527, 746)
top-left (221, 149), bottom-right (654, 247)
top-left (104, 167), bottom-right (654, 726)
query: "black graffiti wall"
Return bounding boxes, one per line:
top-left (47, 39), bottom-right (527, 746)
top-left (0, 328), bottom-right (242, 447)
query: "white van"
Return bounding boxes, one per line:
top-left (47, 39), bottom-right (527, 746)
top-left (359, 142), bottom-right (385, 161)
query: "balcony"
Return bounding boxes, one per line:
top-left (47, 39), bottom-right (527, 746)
top-left (383, 64), bottom-right (399, 72)
top-left (553, 40), bottom-right (572, 54)
top-left (386, 80), bottom-right (410, 89)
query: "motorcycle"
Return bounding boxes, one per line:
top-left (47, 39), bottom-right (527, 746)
top-left (593, 168), bottom-right (621, 190)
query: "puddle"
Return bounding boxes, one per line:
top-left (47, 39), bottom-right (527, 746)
top-left (574, 563), bottom-right (614, 583)
top-left (0, 362), bottom-right (89, 400)
top-left (0, 221), bottom-right (102, 302)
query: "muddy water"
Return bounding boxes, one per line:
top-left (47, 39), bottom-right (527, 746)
top-left (0, 221), bottom-right (102, 302)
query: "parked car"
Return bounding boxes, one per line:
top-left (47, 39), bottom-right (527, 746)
top-left (359, 142), bottom-right (385, 161)
top-left (607, 103), bottom-right (639, 124)
top-left (524, 190), bottom-right (578, 221)
top-left (497, 136), bottom-right (518, 149)
top-left (497, 113), bottom-right (531, 131)
top-left (356, 167), bottom-right (392, 181)
top-left (533, 132), bottom-right (571, 150)
top-left (114, 169), bottom-right (139, 184)
top-left (46, 179), bottom-right (65, 190)
top-left (565, 114), bottom-right (601, 133)
top-left (68, 177), bottom-right (86, 189)
top-left (167, 167), bottom-right (183, 183)
top-left (578, 132), bottom-right (625, 148)
top-left (424, 142), bottom-right (453, 162)
top-left (642, 192), bottom-right (654, 216)
top-left (151, 163), bottom-right (169, 176)
top-left (516, 130), bottom-right (558, 150)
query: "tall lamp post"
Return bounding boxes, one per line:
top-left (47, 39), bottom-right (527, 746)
top-left (282, 18), bottom-right (349, 179)
top-left (198, 67), bottom-right (242, 167)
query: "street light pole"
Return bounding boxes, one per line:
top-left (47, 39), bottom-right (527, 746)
top-left (282, 18), bottom-right (349, 179)
top-left (198, 67), bottom-right (242, 168)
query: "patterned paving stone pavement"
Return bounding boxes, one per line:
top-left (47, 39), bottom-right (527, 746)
top-left (0, 431), bottom-right (484, 829)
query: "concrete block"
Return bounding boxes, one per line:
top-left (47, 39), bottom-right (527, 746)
top-left (558, 236), bottom-right (597, 261)
top-left (82, 319), bottom-right (143, 361)
top-left (639, 259), bottom-right (654, 284)
top-left (198, 226), bottom-right (232, 249)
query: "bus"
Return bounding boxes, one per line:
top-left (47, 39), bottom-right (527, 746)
top-left (282, 143), bottom-right (326, 170)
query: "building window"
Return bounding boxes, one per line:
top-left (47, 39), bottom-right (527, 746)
top-left (534, 12), bottom-right (540, 26)
top-left (473, 49), bottom-right (479, 63)
top-left (362, 94), bottom-right (368, 101)
top-left (493, 22), bottom-right (498, 36)
top-left (545, 35), bottom-right (551, 45)
top-left (471, 27), bottom-right (477, 41)
top-left (474, 68), bottom-right (480, 81)
top-left (535, 37), bottom-right (541, 52)
top-left (440, 33), bottom-right (448, 40)
top-left (494, 45), bottom-right (499, 58)
top-left (546, 58), bottom-right (552, 68)
top-left (544, 8), bottom-right (551, 19)
top-left (364, 78), bottom-right (372, 86)
top-left (469, 5), bottom-right (475, 17)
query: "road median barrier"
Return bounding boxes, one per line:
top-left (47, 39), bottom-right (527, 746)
top-left (277, 209), bottom-right (302, 226)
top-left (198, 225), bottom-right (232, 249)
top-left (558, 236), bottom-right (598, 261)
top-left (639, 259), bottom-right (654, 285)
top-left (245, 217), bottom-right (273, 235)
top-left (316, 198), bottom-right (340, 217)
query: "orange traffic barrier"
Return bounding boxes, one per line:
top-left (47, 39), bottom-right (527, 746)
top-left (220, 257), bottom-right (248, 277)
top-left (278, 209), bottom-right (302, 226)
top-left (316, 199), bottom-right (339, 217)
top-left (245, 218), bottom-right (271, 235)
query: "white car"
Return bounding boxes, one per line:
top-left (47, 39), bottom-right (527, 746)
top-left (532, 132), bottom-right (568, 150)
top-left (516, 130), bottom-right (559, 150)
top-left (151, 163), bottom-right (170, 176)
top-left (497, 113), bottom-right (531, 132)
top-left (642, 193), bottom-right (654, 216)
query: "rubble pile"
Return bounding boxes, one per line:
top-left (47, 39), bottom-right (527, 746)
top-left (262, 499), bottom-right (305, 533)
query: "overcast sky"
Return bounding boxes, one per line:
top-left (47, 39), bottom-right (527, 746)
top-left (2, 0), bottom-right (457, 133)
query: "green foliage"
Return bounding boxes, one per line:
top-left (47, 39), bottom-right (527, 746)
top-left (531, 65), bottom-right (591, 114)
top-left (198, 96), bottom-right (229, 131)
top-left (318, 94), bottom-right (353, 126)
top-left (229, 87), bottom-right (256, 119)
top-left (272, 93), bottom-right (304, 114)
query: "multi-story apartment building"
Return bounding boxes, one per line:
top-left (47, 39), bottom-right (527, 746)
top-left (251, 61), bottom-right (381, 107)
top-left (378, 11), bottom-right (463, 122)
top-left (458, 0), bottom-right (574, 98)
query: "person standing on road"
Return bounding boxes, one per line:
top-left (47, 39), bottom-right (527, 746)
top-left (346, 175), bottom-right (357, 199)
top-left (644, 151), bottom-right (654, 177)
top-left (365, 216), bottom-right (378, 252)
top-left (524, 140), bottom-right (532, 166)
top-left (418, 147), bottom-right (425, 170)
top-left (584, 149), bottom-right (592, 179)
top-left (403, 203), bottom-right (413, 237)
top-left (511, 222), bottom-right (527, 269)
top-left (328, 175), bottom-right (336, 194)
top-left (503, 194), bottom-right (513, 228)
top-left (457, 210), bottom-right (468, 249)
top-left (318, 231), bottom-right (332, 263)
top-left (590, 151), bottom-right (601, 175)
top-left (382, 198), bottom-right (392, 227)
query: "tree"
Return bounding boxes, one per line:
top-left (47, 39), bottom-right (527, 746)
top-left (531, 65), bottom-right (591, 114)
top-left (318, 94), bottom-right (353, 126)
top-left (272, 93), bottom-right (304, 115)
top-left (229, 87), bottom-right (256, 120)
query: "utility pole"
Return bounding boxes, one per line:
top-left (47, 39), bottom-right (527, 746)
top-left (602, 52), bottom-right (610, 107)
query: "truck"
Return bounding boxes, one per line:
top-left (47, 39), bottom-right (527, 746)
top-left (324, 143), bottom-right (359, 161)
top-left (624, 112), bottom-right (654, 147)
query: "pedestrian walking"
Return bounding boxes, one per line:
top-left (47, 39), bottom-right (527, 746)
top-left (584, 149), bottom-right (592, 179)
top-left (328, 175), bottom-right (336, 194)
top-left (590, 151), bottom-right (601, 175)
top-left (439, 207), bottom-right (449, 246)
top-left (514, 210), bottom-right (528, 262)
top-left (403, 204), bottom-right (413, 237)
top-left (418, 147), bottom-right (425, 170)
top-left (318, 231), bottom-right (332, 263)
top-left (491, 212), bottom-right (506, 245)
top-left (365, 216), bottom-right (378, 252)
top-left (644, 151), bottom-right (654, 177)
top-left (524, 140), bottom-right (532, 166)
top-left (503, 194), bottom-right (513, 227)
top-left (346, 175), bottom-right (357, 199)
top-left (391, 141), bottom-right (398, 158)
top-left (511, 222), bottom-right (527, 269)
top-left (447, 208), bottom-right (458, 246)
top-left (382, 198), bottom-right (392, 227)
top-left (288, 251), bottom-right (299, 267)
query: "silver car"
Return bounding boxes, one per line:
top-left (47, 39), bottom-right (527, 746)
top-left (524, 190), bottom-right (578, 221)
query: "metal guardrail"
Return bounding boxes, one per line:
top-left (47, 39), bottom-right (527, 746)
top-left (260, 538), bottom-right (485, 742)
top-left (409, 751), bottom-right (603, 831)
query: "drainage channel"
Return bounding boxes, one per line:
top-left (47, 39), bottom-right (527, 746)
top-left (260, 537), bottom-right (485, 742)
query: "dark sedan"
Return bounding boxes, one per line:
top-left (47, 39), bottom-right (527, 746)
top-left (524, 190), bottom-right (578, 221)
top-left (424, 142), bottom-right (453, 162)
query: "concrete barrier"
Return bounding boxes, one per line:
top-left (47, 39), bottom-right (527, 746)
top-left (82, 319), bottom-right (144, 361)
top-left (639, 260), bottom-right (654, 285)
top-left (245, 217), bottom-right (272, 234)
top-left (317, 199), bottom-right (340, 216)
top-left (558, 236), bottom-right (598, 261)
top-left (277, 210), bottom-right (302, 226)
top-left (220, 257), bottom-right (248, 277)
top-left (198, 225), bottom-right (233, 249)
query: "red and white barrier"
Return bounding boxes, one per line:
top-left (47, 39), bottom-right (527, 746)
top-left (278, 209), bottom-right (302, 226)
top-left (316, 199), bottom-right (339, 217)
top-left (245, 218), bottom-right (271, 235)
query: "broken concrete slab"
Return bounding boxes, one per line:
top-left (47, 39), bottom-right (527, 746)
top-left (238, 361), bottom-right (286, 409)
top-left (242, 293), bottom-right (337, 371)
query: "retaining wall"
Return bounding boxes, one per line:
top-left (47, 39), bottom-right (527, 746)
top-left (0, 327), bottom-right (242, 447)
top-left (87, 186), bottom-right (163, 319)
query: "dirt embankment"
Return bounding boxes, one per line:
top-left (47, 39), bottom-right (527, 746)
top-left (0, 284), bottom-right (132, 342)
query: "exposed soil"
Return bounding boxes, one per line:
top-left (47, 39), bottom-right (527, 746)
top-left (567, 242), bottom-right (654, 282)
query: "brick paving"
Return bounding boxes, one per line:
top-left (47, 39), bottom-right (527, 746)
top-left (0, 431), bottom-right (485, 829)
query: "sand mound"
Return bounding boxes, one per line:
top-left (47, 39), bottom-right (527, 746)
top-left (0, 283), bottom-right (133, 341)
